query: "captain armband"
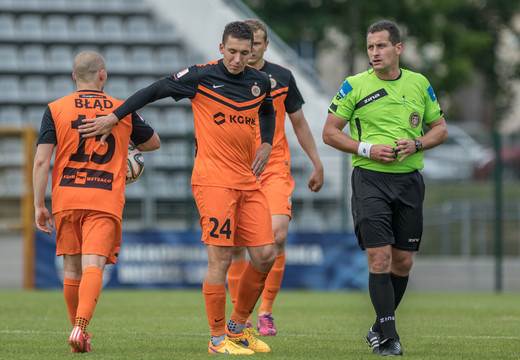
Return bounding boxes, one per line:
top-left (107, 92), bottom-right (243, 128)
top-left (357, 142), bottom-right (374, 159)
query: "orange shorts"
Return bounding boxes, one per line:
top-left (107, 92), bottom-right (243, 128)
top-left (192, 185), bottom-right (274, 247)
top-left (54, 209), bottom-right (122, 265)
top-left (260, 171), bottom-right (294, 217)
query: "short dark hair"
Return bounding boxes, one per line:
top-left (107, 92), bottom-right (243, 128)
top-left (367, 20), bottom-right (401, 45)
top-left (222, 21), bottom-right (254, 45)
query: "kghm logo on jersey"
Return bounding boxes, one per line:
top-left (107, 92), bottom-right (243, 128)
top-left (213, 112), bottom-right (256, 126)
top-left (214, 112), bottom-right (225, 125)
top-left (251, 84), bottom-right (261, 97)
top-left (409, 112), bottom-right (421, 128)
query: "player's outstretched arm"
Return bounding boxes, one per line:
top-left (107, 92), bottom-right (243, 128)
top-left (136, 132), bottom-right (161, 152)
top-left (288, 109), bottom-right (324, 192)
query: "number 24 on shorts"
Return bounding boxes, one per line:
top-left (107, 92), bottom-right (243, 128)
top-left (209, 218), bottom-right (231, 239)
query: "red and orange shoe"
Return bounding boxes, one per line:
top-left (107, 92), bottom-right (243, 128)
top-left (69, 327), bottom-right (92, 353)
top-left (257, 314), bottom-right (277, 336)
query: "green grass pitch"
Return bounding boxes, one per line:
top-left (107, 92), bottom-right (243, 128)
top-left (0, 289), bottom-right (519, 359)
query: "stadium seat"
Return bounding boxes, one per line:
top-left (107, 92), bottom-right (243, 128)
top-left (71, 15), bottom-right (97, 41)
top-left (47, 45), bottom-right (73, 71)
top-left (103, 77), bottom-right (130, 99)
top-left (121, 0), bottom-right (149, 12)
top-left (169, 174), bottom-right (189, 198)
top-left (104, 46), bottom-right (129, 72)
top-left (157, 47), bottom-right (184, 73)
top-left (13, 0), bottom-right (39, 10)
top-left (21, 76), bottom-right (48, 103)
top-left (92, 0), bottom-right (124, 11)
top-left (0, 105), bottom-right (23, 126)
top-left (134, 106), bottom-right (160, 126)
top-left (99, 16), bottom-right (123, 42)
top-left (0, 14), bottom-right (15, 40)
top-left (19, 45), bottom-right (46, 72)
top-left (153, 19), bottom-right (178, 42)
top-left (0, 0), bottom-right (12, 10)
top-left (17, 14), bottom-right (43, 41)
top-left (0, 45), bottom-right (18, 72)
top-left (38, 0), bottom-right (66, 10)
top-left (161, 107), bottom-right (191, 135)
top-left (126, 16), bottom-right (152, 41)
top-left (149, 172), bottom-right (172, 197)
top-left (0, 76), bottom-right (21, 103)
top-left (44, 14), bottom-right (70, 41)
top-left (66, 0), bottom-right (93, 11)
top-left (128, 48), bottom-right (155, 73)
top-left (49, 75), bottom-right (75, 99)
top-left (24, 106), bottom-right (46, 129)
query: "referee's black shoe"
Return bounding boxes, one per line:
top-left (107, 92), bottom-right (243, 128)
top-left (366, 326), bottom-right (382, 351)
top-left (375, 339), bottom-right (403, 356)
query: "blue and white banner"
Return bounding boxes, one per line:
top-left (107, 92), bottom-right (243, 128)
top-left (35, 230), bottom-right (367, 290)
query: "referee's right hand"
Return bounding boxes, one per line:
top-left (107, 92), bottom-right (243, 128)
top-left (370, 144), bottom-right (397, 163)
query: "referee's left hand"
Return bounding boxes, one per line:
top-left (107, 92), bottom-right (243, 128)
top-left (394, 139), bottom-right (415, 162)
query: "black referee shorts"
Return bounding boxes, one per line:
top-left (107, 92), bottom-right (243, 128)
top-left (351, 167), bottom-right (425, 251)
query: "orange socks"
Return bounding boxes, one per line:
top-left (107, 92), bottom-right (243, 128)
top-left (259, 253), bottom-right (285, 314)
top-left (63, 277), bottom-right (81, 327)
top-left (230, 263), bottom-right (268, 324)
top-left (75, 266), bottom-right (103, 332)
top-left (227, 258), bottom-right (247, 305)
top-left (203, 283), bottom-right (227, 337)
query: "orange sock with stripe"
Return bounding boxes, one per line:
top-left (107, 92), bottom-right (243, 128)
top-left (63, 277), bottom-right (81, 327)
top-left (230, 263), bottom-right (268, 324)
top-left (227, 258), bottom-right (247, 305)
top-left (259, 253), bottom-right (285, 315)
top-left (75, 266), bottom-right (103, 333)
top-left (203, 283), bottom-right (227, 337)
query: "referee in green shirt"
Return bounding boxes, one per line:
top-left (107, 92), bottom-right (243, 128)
top-left (323, 20), bottom-right (448, 356)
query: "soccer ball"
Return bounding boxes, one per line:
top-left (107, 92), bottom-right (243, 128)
top-left (126, 144), bottom-right (144, 184)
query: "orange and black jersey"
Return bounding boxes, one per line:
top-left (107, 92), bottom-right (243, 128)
top-left (258, 61), bottom-right (304, 173)
top-left (113, 59), bottom-right (275, 190)
top-left (37, 90), bottom-right (155, 219)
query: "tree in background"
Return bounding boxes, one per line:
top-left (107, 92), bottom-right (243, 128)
top-left (243, 0), bottom-right (520, 127)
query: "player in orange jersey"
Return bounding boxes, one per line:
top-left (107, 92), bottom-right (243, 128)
top-left (226, 19), bottom-right (324, 336)
top-left (77, 22), bottom-right (277, 355)
top-left (33, 51), bottom-right (160, 353)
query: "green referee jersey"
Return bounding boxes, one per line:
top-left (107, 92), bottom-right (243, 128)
top-left (329, 68), bottom-right (444, 173)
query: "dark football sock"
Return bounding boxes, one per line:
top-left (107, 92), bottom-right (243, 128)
top-left (373, 272), bottom-right (409, 333)
top-left (391, 272), bottom-right (409, 309)
top-left (369, 272), bottom-right (399, 341)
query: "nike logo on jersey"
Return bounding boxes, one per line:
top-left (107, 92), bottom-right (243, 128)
top-left (214, 316), bottom-right (225, 323)
top-left (212, 84), bottom-right (225, 89)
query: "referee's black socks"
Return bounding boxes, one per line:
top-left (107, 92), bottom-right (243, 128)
top-left (369, 272), bottom-right (399, 340)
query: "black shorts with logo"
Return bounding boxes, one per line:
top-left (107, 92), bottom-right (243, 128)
top-left (351, 167), bottom-right (425, 251)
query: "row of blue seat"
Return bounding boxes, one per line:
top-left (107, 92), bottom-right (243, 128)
top-left (0, 44), bottom-right (184, 74)
top-left (0, 0), bottom-right (149, 12)
top-left (0, 13), bottom-right (176, 42)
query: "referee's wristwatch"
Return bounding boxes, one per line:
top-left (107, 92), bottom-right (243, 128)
top-left (414, 139), bottom-right (423, 152)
